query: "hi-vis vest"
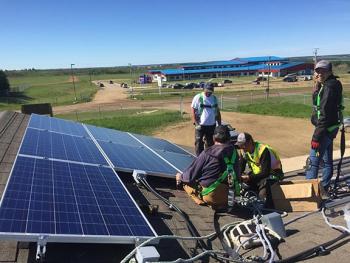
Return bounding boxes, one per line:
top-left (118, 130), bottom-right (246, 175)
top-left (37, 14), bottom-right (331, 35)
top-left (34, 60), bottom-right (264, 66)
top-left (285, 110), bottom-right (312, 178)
top-left (198, 92), bottom-right (218, 117)
top-left (245, 142), bottom-right (282, 178)
top-left (316, 84), bottom-right (344, 132)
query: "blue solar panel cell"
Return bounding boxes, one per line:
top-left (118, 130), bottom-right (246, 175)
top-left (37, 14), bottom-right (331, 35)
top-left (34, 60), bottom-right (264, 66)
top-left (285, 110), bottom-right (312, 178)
top-left (20, 128), bottom-right (108, 165)
top-left (29, 114), bottom-right (88, 137)
top-left (0, 156), bottom-right (155, 238)
top-left (154, 150), bottom-right (194, 172)
top-left (86, 125), bottom-right (142, 147)
top-left (98, 141), bottom-right (178, 176)
top-left (132, 133), bottom-right (190, 155)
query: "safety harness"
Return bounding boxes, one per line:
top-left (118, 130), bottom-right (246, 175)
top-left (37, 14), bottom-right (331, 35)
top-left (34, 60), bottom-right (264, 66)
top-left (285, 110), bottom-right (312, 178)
top-left (245, 142), bottom-right (283, 181)
top-left (201, 150), bottom-right (240, 196)
top-left (198, 92), bottom-right (218, 117)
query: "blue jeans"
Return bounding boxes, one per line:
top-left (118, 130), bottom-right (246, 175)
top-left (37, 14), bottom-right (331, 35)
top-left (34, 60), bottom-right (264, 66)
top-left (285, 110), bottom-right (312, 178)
top-left (305, 131), bottom-right (337, 190)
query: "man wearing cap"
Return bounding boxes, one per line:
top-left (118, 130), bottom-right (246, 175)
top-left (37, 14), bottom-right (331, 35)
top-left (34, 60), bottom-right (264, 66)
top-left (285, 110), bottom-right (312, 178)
top-left (236, 132), bottom-right (283, 205)
top-left (191, 83), bottom-right (222, 156)
top-left (306, 60), bottom-right (343, 191)
top-left (175, 125), bottom-right (239, 210)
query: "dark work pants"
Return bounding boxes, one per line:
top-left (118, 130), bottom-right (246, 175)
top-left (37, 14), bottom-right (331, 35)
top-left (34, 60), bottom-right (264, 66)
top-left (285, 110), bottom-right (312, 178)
top-left (195, 124), bottom-right (216, 156)
top-left (249, 178), bottom-right (277, 208)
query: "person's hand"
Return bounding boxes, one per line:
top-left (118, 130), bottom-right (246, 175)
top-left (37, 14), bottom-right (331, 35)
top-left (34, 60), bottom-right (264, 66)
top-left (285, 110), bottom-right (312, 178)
top-left (311, 140), bottom-right (320, 150)
top-left (176, 173), bottom-right (182, 188)
top-left (313, 72), bottom-right (321, 84)
top-left (241, 175), bottom-right (250, 183)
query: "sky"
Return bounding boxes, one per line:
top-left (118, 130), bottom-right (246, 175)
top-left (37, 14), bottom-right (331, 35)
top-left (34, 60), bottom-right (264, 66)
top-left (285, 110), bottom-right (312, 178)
top-left (1, 0), bottom-right (349, 70)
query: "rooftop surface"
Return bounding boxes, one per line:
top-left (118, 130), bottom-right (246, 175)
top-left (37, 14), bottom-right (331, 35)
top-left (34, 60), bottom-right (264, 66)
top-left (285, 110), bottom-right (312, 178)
top-left (0, 111), bottom-right (349, 262)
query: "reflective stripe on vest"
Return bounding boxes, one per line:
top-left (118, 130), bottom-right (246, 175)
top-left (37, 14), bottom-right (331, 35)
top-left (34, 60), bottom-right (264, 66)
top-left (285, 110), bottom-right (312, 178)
top-left (316, 84), bottom-right (344, 132)
top-left (201, 150), bottom-right (238, 196)
top-left (198, 92), bottom-right (218, 117)
top-left (245, 142), bottom-right (282, 176)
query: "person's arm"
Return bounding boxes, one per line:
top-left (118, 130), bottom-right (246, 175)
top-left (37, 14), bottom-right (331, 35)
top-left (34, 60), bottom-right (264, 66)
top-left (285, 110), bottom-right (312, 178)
top-left (191, 107), bottom-right (198, 125)
top-left (248, 148), bottom-right (271, 184)
top-left (216, 108), bottom-right (222, 126)
top-left (191, 95), bottom-right (199, 125)
top-left (180, 152), bottom-right (206, 185)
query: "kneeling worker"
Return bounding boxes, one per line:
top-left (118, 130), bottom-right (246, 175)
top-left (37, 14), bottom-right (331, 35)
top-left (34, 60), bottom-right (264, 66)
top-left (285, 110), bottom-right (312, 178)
top-left (176, 125), bottom-right (239, 210)
top-left (236, 132), bottom-right (283, 205)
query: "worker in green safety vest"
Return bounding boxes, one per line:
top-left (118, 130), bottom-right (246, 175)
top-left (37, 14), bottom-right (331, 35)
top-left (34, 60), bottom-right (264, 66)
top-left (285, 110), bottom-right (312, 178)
top-left (236, 132), bottom-right (283, 206)
top-left (191, 82), bottom-right (221, 156)
top-left (306, 60), bottom-right (343, 191)
top-left (176, 125), bottom-right (239, 210)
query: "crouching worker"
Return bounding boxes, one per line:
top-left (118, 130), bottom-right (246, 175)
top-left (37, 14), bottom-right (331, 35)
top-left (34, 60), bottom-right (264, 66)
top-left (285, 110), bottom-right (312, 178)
top-left (175, 125), bottom-right (239, 210)
top-left (236, 132), bottom-right (284, 207)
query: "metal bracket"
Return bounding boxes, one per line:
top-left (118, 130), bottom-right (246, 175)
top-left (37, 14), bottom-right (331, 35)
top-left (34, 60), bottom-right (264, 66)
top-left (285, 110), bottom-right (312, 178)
top-left (36, 235), bottom-right (48, 260)
top-left (132, 170), bottom-right (147, 184)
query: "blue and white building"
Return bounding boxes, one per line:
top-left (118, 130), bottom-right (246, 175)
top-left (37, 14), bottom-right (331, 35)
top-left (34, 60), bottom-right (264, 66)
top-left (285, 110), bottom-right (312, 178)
top-left (149, 56), bottom-right (314, 82)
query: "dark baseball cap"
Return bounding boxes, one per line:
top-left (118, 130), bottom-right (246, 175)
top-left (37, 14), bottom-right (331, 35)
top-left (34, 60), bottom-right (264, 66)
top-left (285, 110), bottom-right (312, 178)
top-left (204, 82), bottom-right (214, 92)
top-left (213, 125), bottom-right (230, 142)
top-left (315, 60), bottom-right (332, 71)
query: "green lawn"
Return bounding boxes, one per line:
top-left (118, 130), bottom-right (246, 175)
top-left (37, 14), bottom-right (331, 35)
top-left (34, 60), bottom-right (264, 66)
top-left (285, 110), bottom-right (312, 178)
top-left (58, 109), bottom-right (188, 135)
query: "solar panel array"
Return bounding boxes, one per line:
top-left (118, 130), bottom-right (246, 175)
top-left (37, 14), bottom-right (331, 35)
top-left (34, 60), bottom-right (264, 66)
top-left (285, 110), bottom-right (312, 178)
top-left (0, 114), bottom-right (173, 244)
top-left (0, 114), bottom-right (195, 245)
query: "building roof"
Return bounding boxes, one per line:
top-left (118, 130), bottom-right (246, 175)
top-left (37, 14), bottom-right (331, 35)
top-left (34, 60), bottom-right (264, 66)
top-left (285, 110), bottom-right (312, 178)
top-left (154, 62), bottom-right (307, 76)
top-left (234, 56), bottom-right (287, 62)
top-left (1, 111), bottom-right (350, 262)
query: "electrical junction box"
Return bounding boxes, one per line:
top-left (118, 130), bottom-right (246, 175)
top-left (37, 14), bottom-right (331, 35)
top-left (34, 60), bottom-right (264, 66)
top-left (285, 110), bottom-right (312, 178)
top-left (261, 212), bottom-right (286, 238)
top-left (135, 246), bottom-right (160, 263)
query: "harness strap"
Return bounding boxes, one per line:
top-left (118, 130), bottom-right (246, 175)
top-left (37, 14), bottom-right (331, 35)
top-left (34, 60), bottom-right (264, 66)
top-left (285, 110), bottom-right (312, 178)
top-left (201, 150), bottom-right (238, 196)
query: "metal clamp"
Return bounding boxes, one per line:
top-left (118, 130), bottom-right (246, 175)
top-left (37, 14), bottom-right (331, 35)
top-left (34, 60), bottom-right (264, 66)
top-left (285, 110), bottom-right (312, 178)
top-left (36, 235), bottom-right (48, 260)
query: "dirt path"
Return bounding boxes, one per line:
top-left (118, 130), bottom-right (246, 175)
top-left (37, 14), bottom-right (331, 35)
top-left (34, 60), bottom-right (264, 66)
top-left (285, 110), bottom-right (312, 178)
top-left (53, 82), bottom-right (331, 158)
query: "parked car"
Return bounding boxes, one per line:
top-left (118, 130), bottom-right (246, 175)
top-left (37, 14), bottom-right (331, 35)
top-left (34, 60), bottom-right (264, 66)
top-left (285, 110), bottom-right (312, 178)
top-left (172, 83), bottom-right (184, 89)
top-left (218, 82), bottom-right (224, 87)
top-left (223, 79), bottom-right (232, 83)
top-left (211, 82), bottom-right (218, 87)
top-left (109, 80), bottom-right (114, 84)
top-left (298, 75), bottom-right (313, 81)
top-left (198, 82), bottom-right (206, 88)
top-left (283, 75), bottom-right (297, 82)
top-left (252, 76), bottom-right (267, 84)
top-left (121, 83), bottom-right (128, 88)
top-left (99, 83), bottom-right (104, 87)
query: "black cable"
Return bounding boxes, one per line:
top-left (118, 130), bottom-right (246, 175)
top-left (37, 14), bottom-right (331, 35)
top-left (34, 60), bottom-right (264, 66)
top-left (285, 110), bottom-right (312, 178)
top-left (213, 212), bottom-right (245, 262)
top-left (331, 125), bottom-right (346, 197)
top-left (275, 232), bottom-right (348, 263)
top-left (138, 177), bottom-right (221, 260)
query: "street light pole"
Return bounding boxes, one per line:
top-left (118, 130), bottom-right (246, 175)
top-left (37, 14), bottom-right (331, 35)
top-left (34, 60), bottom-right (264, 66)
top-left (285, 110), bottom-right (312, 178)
top-left (70, 63), bottom-right (77, 101)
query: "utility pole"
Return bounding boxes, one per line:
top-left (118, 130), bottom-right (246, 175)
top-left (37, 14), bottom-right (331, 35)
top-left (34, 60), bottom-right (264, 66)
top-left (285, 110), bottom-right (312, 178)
top-left (70, 64), bottom-right (77, 101)
top-left (313, 48), bottom-right (319, 64)
top-left (266, 56), bottom-right (270, 100)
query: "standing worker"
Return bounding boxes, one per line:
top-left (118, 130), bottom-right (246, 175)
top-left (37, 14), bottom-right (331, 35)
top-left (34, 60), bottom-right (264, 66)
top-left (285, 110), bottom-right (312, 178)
top-left (305, 60), bottom-right (343, 191)
top-left (236, 132), bottom-right (283, 206)
top-left (191, 82), bottom-right (221, 156)
top-left (176, 125), bottom-right (239, 210)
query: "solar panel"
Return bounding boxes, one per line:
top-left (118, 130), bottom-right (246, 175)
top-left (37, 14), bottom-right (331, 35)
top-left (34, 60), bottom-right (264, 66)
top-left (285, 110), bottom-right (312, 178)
top-left (98, 141), bottom-right (178, 176)
top-left (29, 114), bottom-right (88, 137)
top-left (20, 128), bottom-right (108, 166)
top-left (0, 156), bottom-right (155, 241)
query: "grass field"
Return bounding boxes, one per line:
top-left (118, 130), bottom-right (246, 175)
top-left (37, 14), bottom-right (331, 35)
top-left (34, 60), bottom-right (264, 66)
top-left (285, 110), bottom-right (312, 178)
top-left (0, 72), bottom-right (137, 111)
top-left (57, 109), bottom-right (188, 135)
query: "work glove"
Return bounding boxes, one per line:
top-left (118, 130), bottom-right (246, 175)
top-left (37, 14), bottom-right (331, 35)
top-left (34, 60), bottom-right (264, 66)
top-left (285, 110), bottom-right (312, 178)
top-left (311, 140), bottom-right (320, 150)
